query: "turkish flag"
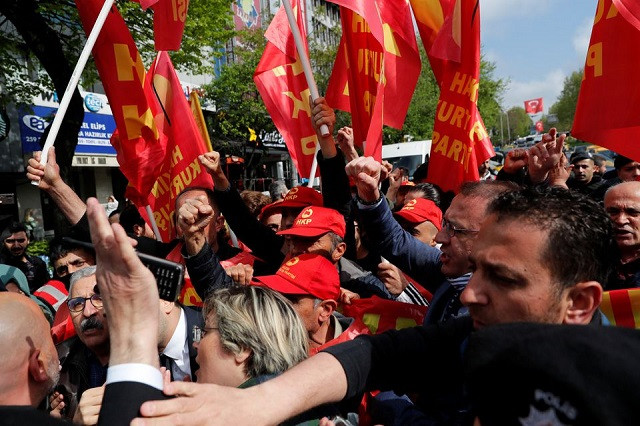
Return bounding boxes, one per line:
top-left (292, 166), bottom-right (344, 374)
top-left (535, 120), bottom-right (544, 133)
top-left (325, 0), bottom-right (421, 160)
top-left (141, 52), bottom-right (213, 241)
top-left (524, 98), bottom-right (544, 114)
top-left (254, 0), bottom-right (320, 178)
top-left (75, 0), bottom-right (167, 199)
top-left (572, 0), bottom-right (640, 160)
top-left (411, 0), bottom-right (494, 193)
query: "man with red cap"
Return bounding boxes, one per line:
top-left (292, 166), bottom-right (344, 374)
top-left (253, 253), bottom-right (369, 353)
top-left (179, 190), bottom-right (393, 300)
top-left (278, 206), bottom-right (347, 262)
top-left (393, 198), bottom-right (442, 247)
top-left (375, 199), bottom-right (443, 305)
top-left (277, 206), bottom-right (392, 299)
top-left (197, 150), bottom-right (323, 272)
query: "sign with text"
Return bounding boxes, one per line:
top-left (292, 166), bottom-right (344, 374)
top-left (19, 105), bottom-right (116, 155)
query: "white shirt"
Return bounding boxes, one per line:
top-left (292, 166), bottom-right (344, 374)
top-left (161, 307), bottom-right (192, 381)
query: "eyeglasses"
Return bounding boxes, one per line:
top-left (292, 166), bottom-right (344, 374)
top-left (5, 238), bottom-right (26, 244)
top-left (192, 325), bottom-right (218, 343)
top-left (67, 293), bottom-right (103, 312)
top-left (441, 218), bottom-right (480, 238)
top-left (55, 259), bottom-right (87, 277)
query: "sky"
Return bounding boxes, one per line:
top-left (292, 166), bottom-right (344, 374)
top-left (480, 0), bottom-right (597, 114)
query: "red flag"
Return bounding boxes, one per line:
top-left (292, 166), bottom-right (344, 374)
top-left (524, 98), bottom-right (544, 114)
top-left (254, 0), bottom-right (319, 178)
top-left (572, 0), bottom-right (640, 160)
top-left (133, 0), bottom-right (189, 51)
top-left (141, 52), bottom-right (213, 241)
top-left (341, 296), bottom-right (427, 334)
top-left (325, 0), bottom-right (421, 160)
top-left (75, 0), bottom-right (167, 199)
top-left (535, 120), bottom-right (544, 133)
top-left (613, 0), bottom-right (640, 31)
top-left (411, 0), bottom-right (494, 193)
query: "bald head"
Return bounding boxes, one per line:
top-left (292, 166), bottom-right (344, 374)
top-left (605, 181), bottom-right (640, 260)
top-left (605, 181), bottom-right (640, 201)
top-left (0, 293), bottom-right (59, 406)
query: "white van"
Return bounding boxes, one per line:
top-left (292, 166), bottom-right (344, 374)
top-left (382, 140), bottom-right (432, 177)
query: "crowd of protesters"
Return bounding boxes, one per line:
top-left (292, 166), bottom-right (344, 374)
top-left (2, 98), bottom-right (640, 425)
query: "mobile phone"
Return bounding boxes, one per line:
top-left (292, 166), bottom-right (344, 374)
top-left (62, 237), bottom-right (184, 301)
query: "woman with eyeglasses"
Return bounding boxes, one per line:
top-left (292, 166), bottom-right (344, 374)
top-left (193, 285), bottom-right (308, 387)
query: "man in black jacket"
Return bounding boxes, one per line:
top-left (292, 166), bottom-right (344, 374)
top-left (0, 222), bottom-right (50, 293)
top-left (566, 151), bottom-right (605, 198)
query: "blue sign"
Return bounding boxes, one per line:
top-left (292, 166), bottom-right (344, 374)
top-left (84, 93), bottom-right (103, 113)
top-left (19, 106), bottom-right (117, 155)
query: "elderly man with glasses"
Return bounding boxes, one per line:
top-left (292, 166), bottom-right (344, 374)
top-left (54, 265), bottom-right (110, 421)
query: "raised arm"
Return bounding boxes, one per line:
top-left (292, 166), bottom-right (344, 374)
top-left (135, 352), bottom-right (348, 425)
top-left (527, 128), bottom-right (567, 184)
top-left (199, 151), bottom-right (285, 268)
top-left (345, 157), bottom-right (444, 291)
top-left (336, 126), bottom-right (358, 163)
top-left (26, 149), bottom-right (86, 225)
top-left (176, 195), bottom-right (233, 299)
top-left (86, 198), bottom-right (166, 425)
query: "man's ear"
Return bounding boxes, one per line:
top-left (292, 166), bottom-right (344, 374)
top-left (331, 242), bottom-right (347, 263)
top-left (27, 350), bottom-right (49, 384)
top-left (215, 214), bottom-right (226, 232)
top-left (563, 281), bottom-right (603, 325)
top-left (317, 299), bottom-right (337, 323)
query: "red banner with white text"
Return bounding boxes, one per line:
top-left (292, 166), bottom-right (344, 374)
top-left (254, 0), bottom-right (319, 178)
top-left (325, 0), bottom-right (420, 160)
top-left (75, 0), bottom-right (167, 199)
top-left (572, 0), bottom-right (640, 160)
top-left (411, 0), bottom-right (494, 193)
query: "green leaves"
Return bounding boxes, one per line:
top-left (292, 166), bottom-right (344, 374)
top-left (547, 70), bottom-right (583, 133)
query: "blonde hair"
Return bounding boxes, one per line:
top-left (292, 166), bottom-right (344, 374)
top-left (203, 286), bottom-right (308, 378)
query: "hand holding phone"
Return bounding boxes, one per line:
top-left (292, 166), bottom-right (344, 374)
top-left (62, 237), bottom-right (184, 301)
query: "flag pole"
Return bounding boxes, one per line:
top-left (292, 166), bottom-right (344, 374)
top-left (306, 144), bottom-right (320, 187)
top-left (31, 0), bottom-right (116, 186)
top-left (144, 51), bottom-right (166, 242)
top-left (281, 0), bottom-right (329, 184)
top-left (145, 205), bottom-right (163, 242)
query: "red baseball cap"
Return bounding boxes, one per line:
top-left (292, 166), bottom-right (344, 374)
top-left (277, 206), bottom-right (346, 238)
top-left (259, 200), bottom-right (283, 220)
top-left (260, 186), bottom-right (323, 219)
top-left (394, 198), bottom-right (442, 230)
top-left (253, 253), bottom-right (340, 300)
